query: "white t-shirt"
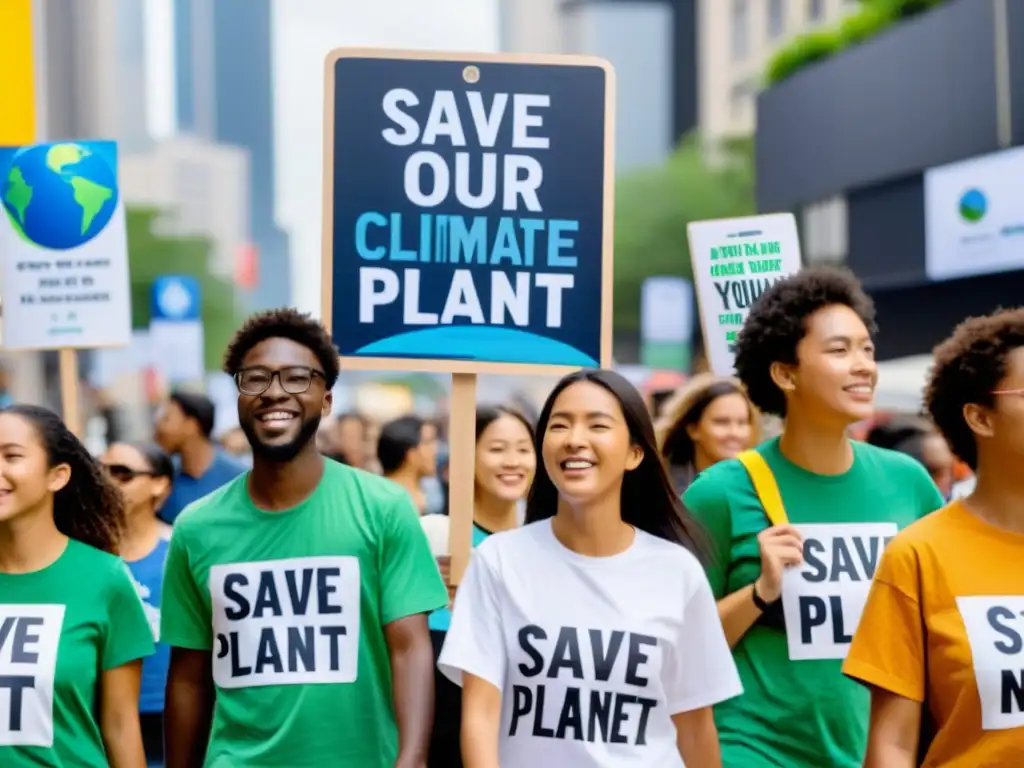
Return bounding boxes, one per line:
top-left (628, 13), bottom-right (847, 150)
top-left (438, 519), bottom-right (742, 767)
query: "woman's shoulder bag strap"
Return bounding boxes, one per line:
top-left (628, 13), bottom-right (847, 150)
top-left (736, 450), bottom-right (789, 527)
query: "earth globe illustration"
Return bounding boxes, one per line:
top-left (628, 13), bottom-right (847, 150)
top-left (1, 142), bottom-right (119, 251)
top-left (958, 188), bottom-right (987, 224)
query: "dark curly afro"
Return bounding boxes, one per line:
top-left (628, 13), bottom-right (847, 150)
top-left (223, 308), bottom-right (340, 388)
top-left (924, 308), bottom-right (1024, 470)
top-left (733, 266), bottom-right (876, 417)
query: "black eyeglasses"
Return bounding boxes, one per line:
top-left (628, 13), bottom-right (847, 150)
top-left (104, 464), bottom-right (154, 483)
top-left (235, 366), bottom-right (325, 396)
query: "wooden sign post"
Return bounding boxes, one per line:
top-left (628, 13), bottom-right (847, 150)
top-left (687, 213), bottom-right (803, 376)
top-left (0, 140), bottom-right (132, 436)
top-left (322, 49), bottom-right (616, 583)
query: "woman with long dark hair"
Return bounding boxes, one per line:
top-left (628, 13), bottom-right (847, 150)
top-left (439, 369), bottom-right (740, 767)
top-left (657, 374), bottom-right (760, 495)
top-left (101, 441), bottom-right (174, 768)
top-left (0, 405), bottom-right (155, 768)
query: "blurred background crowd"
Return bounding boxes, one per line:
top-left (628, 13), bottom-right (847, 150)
top-left (1, 0), bottom-right (1017, 504)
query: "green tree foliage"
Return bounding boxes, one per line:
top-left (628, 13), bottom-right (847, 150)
top-left (612, 135), bottom-right (755, 332)
top-left (766, 0), bottom-right (947, 86)
top-left (126, 206), bottom-right (245, 373)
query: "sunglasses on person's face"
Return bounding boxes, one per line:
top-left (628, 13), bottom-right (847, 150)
top-left (103, 464), bottom-right (154, 483)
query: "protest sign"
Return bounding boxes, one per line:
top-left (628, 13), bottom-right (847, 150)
top-left (322, 49), bottom-right (615, 582)
top-left (0, 140), bottom-right (131, 435)
top-left (781, 522), bottom-right (897, 661)
top-left (687, 213), bottom-right (801, 376)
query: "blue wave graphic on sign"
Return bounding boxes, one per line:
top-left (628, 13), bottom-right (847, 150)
top-left (354, 326), bottom-right (598, 366)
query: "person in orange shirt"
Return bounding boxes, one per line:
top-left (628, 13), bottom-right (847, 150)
top-left (843, 307), bottom-right (1024, 767)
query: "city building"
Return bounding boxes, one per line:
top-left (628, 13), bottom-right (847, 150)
top-left (755, 0), bottom-right (1024, 361)
top-left (36, 0), bottom-right (151, 150)
top-left (499, 0), bottom-right (699, 174)
top-left (173, 0), bottom-right (291, 310)
top-left (3, 0), bottom-right (158, 407)
top-left (120, 136), bottom-right (251, 281)
top-left (698, 0), bottom-right (859, 140)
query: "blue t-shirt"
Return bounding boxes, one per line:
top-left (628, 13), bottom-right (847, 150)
top-left (160, 450), bottom-right (246, 524)
top-left (125, 536), bottom-right (171, 713)
top-left (428, 523), bottom-right (491, 632)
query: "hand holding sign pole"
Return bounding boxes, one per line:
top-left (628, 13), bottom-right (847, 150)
top-left (322, 49), bottom-right (615, 584)
top-left (687, 213), bottom-right (802, 376)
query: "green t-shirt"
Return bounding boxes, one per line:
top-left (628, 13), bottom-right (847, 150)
top-left (0, 539), bottom-right (155, 767)
top-left (682, 437), bottom-right (945, 768)
top-left (160, 460), bottom-right (449, 767)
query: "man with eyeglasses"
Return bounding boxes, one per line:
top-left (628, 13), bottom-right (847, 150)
top-left (159, 308), bottom-right (448, 768)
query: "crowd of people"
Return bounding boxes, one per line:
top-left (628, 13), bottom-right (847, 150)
top-left (0, 266), bottom-right (1021, 767)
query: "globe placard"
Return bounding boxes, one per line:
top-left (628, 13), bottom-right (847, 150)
top-left (0, 140), bottom-right (130, 350)
top-left (2, 143), bottom-right (119, 250)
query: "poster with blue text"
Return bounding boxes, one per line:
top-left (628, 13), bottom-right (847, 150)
top-left (323, 50), bottom-right (615, 372)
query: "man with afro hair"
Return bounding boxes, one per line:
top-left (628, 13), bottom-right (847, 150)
top-left (160, 308), bottom-right (448, 768)
top-left (845, 307), bottom-right (1024, 767)
top-left (683, 266), bottom-right (945, 767)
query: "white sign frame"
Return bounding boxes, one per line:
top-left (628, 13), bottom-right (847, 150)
top-left (0, 142), bottom-right (131, 351)
top-left (687, 213), bottom-right (802, 376)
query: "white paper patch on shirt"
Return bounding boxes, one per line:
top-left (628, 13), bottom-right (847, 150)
top-left (507, 624), bottom-right (665, 748)
top-left (209, 556), bottom-right (361, 689)
top-left (781, 523), bottom-right (897, 661)
top-left (957, 595), bottom-right (1024, 731)
top-left (0, 604), bottom-right (65, 747)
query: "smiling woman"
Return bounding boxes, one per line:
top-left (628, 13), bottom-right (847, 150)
top-left (681, 266), bottom-right (946, 768)
top-left (422, 404), bottom-right (536, 767)
top-left (657, 374), bottom-right (761, 495)
top-left (0, 405), bottom-right (154, 768)
top-left (437, 369), bottom-right (741, 768)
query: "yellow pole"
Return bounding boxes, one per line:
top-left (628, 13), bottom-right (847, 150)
top-left (0, 0), bottom-right (36, 146)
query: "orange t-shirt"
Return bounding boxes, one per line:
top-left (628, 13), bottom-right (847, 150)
top-left (842, 501), bottom-right (1024, 767)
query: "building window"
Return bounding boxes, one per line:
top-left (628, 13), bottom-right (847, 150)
top-left (731, 0), bottom-right (749, 60)
top-left (802, 196), bottom-right (849, 265)
top-left (768, 0), bottom-right (786, 39)
top-left (729, 78), bottom-right (757, 121)
top-left (807, 0), bottom-right (824, 22)
top-left (729, 83), bottom-right (746, 121)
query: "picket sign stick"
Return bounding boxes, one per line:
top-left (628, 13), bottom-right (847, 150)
top-left (58, 348), bottom-right (82, 437)
top-left (448, 373), bottom-right (478, 585)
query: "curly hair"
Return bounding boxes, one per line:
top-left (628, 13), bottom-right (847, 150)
top-left (733, 266), bottom-right (876, 417)
top-left (924, 308), bottom-right (1024, 470)
top-left (3, 405), bottom-right (126, 554)
top-left (223, 308), bottom-right (340, 388)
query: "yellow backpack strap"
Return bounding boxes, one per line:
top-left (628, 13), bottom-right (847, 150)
top-left (736, 450), bottom-right (788, 527)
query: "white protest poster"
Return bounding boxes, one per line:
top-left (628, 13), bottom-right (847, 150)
top-left (0, 605), bottom-right (65, 746)
top-left (956, 595), bottom-right (1024, 731)
top-left (209, 556), bottom-right (361, 689)
top-left (687, 213), bottom-right (802, 376)
top-left (781, 523), bottom-right (897, 661)
top-left (0, 141), bottom-right (131, 350)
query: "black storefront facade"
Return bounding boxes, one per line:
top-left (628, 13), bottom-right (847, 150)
top-left (755, 0), bottom-right (1024, 361)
